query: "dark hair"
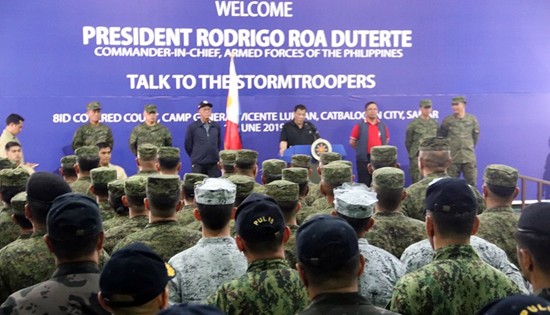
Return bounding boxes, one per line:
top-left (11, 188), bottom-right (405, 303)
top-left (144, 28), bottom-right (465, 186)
top-left (486, 183), bottom-right (516, 199)
top-left (276, 200), bottom-right (299, 222)
top-left (294, 104), bottom-right (307, 112)
top-left (0, 185), bottom-right (25, 204)
top-left (335, 212), bottom-right (371, 235)
top-left (364, 101), bottom-right (377, 110)
top-left (109, 194), bottom-right (129, 216)
top-left (428, 209), bottom-right (476, 239)
top-left (375, 187), bottom-right (403, 211)
top-left (126, 194), bottom-right (146, 208)
top-left (263, 174), bottom-right (282, 184)
top-left (222, 165), bottom-right (235, 173)
top-left (91, 183), bottom-right (109, 197)
top-left (236, 161), bottom-right (255, 170)
top-left (96, 142), bottom-right (112, 150)
top-left (419, 151), bottom-right (450, 171)
top-left (298, 182), bottom-right (309, 198)
top-left (5, 141), bottom-right (21, 152)
top-left (182, 186), bottom-right (195, 200)
top-left (197, 203), bottom-right (233, 230)
top-left (49, 233), bottom-right (101, 260)
top-left (243, 231), bottom-right (284, 254)
top-left (148, 191), bottom-right (180, 216)
top-left (158, 156), bottom-right (180, 171)
top-left (61, 166), bottom-right (77, 178)
top-left (6, 113), bottom-right (24, 126)
top-left (77, 157), bottom-right (100, 172)
top-left (371, 160), bottom-right (397, 170)
top-left (13, 213), bottom-right (33, 229)
top-left (516, 232), bottom-right (550, 272)
top-left (300, 252), bottom-right (360, 287)
top-left (27, 199), bottom-right (51, 225)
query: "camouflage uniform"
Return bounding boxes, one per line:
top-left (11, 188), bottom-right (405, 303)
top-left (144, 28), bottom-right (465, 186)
top-left (390, 244), bottom-right (523, 314)
top-left (169, 237), bottom-right (247, 304)
top-left (69, 175), bottom-right (93, 197)
top-left (284, 224), bottom-right (300, 269)
top-left (129, 123), bottom-right (172, 156)
top-left (102, 213), bottom-right (127, 231)
top-left (0, 168), bottom-right (30, 248)
top-left (400, 236), bottom-right (529, 294)
top-left (103, 215), bottom-right (149, 254)
top-left (97, 199), bottom-right (114, 222)
top-left (177, 204), bottom-right (197, 226)
top-left (405, 99), bottom-right (438, 183)
top-left (206, 259), bottom-right (308, 315)
top-left (71, 101), bottom-right (114, 150)
top-left (0, 207), bottom-right (19, 249)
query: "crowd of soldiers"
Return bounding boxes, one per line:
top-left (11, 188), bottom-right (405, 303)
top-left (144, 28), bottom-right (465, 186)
top-left (0, 98), bottom-right (549, 315)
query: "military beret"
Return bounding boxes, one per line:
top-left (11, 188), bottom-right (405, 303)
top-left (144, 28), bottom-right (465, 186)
top-left (370, 145), bottom-right (397, 163)
top-left (158, 304), bottom-right (225, 315)
top-left (47, 192), bottom-right (102, 240)
top-left (420, 99), bottom-right (432, 107)
top-left (195, 178), bottom-right (236, 205)
top-left (262, 159), bottom-right (286, 176)
top-left (334, 182), bottom-right (377, 219)
top-left (108, 179), bottom-right (126, 198)
top-left (236, 149), bottom-right (258, 165)
top-left (198, 100), bottom-right (213, 109)
top-left (227, 175), bottom-right (255, 199)
top-left (452, 96), bottom-right (466, 104)
top-left (124, 175), bottom-right (147, 197)
top-left (60, 155), bottom-right (77, 168)
top-left (372, 167), bottom-right (404, 190)
top-left (182, 173), bottom-right (208, 189)
top-left (86, 101), bottom-right (101, 111)
top-left (282, 167), bottom-right (309, 184)
top-left (291, 154), bottom-right (311, 168)
top-left (75, 146), bottom-right (99, 160)
top-left (297, 215), bottom-right (359, 270)
top-left (518, 202), bottom-right (550, 237)
top-left (483, 164), bottom-right (518, 188)
top-left (419, 137), bottom-right (450, 152)
top-left (0, 158), bottom-right (15, 170)
top-left (144, 104), bottom-right (157, 113)
top-left (137, 143), bottom-right (158, 161)
top-left (100, 243), bottom-right (176, 308)
top-left (219, 150), bottom-right (237, 165)
top-left (90, 167), bottom-right (117, 185)
top-left (319, 152), bottom-right (342, 165)
top-left (235, 193), bottom-right (285, 242)
top-left (10, 191), bottom-right (27, 215)
top-left (158, 146), bottom-right (180, 160)
top-left (477, 294), bottom-right (550, 315)
top-left (26, 172), bottom-right (71, 204)
top-left (322, 163), bottom-right (352, 186)
top-left (265, 179), bottom-right (299, 203)
top-left (425, 178), bottom-right (476, 213)
top-left (147, 175), bottom-right (181, 197)
top-left (0, 167), bottom-right (30, 187)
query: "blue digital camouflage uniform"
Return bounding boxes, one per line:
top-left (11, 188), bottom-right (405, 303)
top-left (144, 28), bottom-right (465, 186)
top-left (390, 244), bottom-right (523, 314)
top-left (476, 205), bottom-right (519, 266)
top-left (168, 237), bottom-right (248, 304)
top-left (206, 259), bottom-right (309, 315)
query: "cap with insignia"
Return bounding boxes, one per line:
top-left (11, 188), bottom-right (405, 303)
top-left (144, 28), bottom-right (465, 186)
top-left (483, 164), bottom-right (518, 188)
top-left (518, 202), bottom-right (550, 237)
top-left (262, 159), bottom-right (286, 177)
top-left (236, 149), bottom-right (258, 165)
top-left (137, 143), bottom-right (158, 161)
top-left (182, 173), bottom-right (208, 190)
top-left (420, 99), bottom-right (432, 108)
top-left (195, 178), bottom-right (236, 205)
top-left (158, 146), bottom-right (180, 160)
top-left (147, 175), bottom-right (181, 197)
top-left (319, 152), bottom-right (342, 166)
top-left (90, 167), bottom-right (117, 185)
top-left (419, 137), bottom-right (450, 152)
top-left (282, 167), bottom-right (309, 184)
top-left (452, 96), bottom-right (466, 104)
top-left (144, 104), bottom-right (157, 113)
top-left (265, 179), bottom-right (299, 203)
top-left (124, 175), bottom-right (147, 197)
top-left (219, 150), bottom-right (237, 166)
top-left (227, 175), bottom-right (255, 199)
top-left (198, 100), bottom-right (213, 109)
top-left (235, 193), bottom-right (285, 242)
top-left (425, 178), bottom-right (476, 213)
top-left (334, 182), bottom-right (377, 219)
top-left (370, 145), bottom-right (397, 163)
top-left (86, 101), bottom-right (101, 111)
top-left (108, 179), bottom-right (126, 199)
top-left (322, 163), bottom-right (352, 186)
top-left (291, 154), bottom-right (311, 168)
top-left (75, 146), bottom-right (99, 160)
top-left (60, 155), bottom-right (77, 168)
top-left (372, 167), bottom-right (404, 190)
top-left (0, 167), bottom-right (30, 187)
top-left (10, 191), bottom-right (27, 215)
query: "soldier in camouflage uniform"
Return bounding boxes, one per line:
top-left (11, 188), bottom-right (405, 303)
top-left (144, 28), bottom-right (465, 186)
top-left (332, 182), bottom-right (406, 307)
top-left (102, 179), bottom-right (128, 231)
top-left (389, 178), bottom-right (522, 314)
top-left (177, 173), bottom-right (208, 227)
top-left (113, 175), bottom-right (201, 261)
top-left (0, 167), bottom-right (29, 249)
top-left (476, 164), bottom-right (520, 266)
top-left (158, 146), bottom-right (182, 175)
top-left (308, 163), bottom-right (353, 220)
top-left (218, 150), bottom-right (237, 178)
top-left (207, 193), bottom-right (308, 315)
top-left (169, 178), bottom-right (247, 304)
top-left (438, 96), bottom-right (480, 186)
top-left (296, 215), bottom-right (399, 315)
top-left (7, 192), bottom-right (33, 238)
top-left (70, 145), bottom-right (100, 198)
top-left (367, 145), bottom-right (400, 175)
top-left (90, 166), bottom-right (117, 222)
top-left (134, 143), bottom-right (159, 176)
top-left (290, 154), bottom-right (320, 206)
top-left (405, 99), bottom-right (438, 183)
top-left (0, 193), bottom-right (109, 315)
top-left (366, 167), bottom-right (426, 258)
top-left (71, 101), bottom-right (114, 151)
top-left (59, 155), bottom-right (77, 184)
top-left (129, 104), bottom-right (173, 156)
top-left (261, 158), bottom-right (286, 184)
top-left (234, 149), bottom-right (264, 193)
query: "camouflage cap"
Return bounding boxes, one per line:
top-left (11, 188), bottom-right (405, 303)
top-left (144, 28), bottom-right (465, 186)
top-left (262, 159), bottom-right (286, 176)
top-left (86, 101), bottom-right (101, 111)
top-left (10, 191), bottom-right (27, 215)
top-left (370, 145), bottom-right (397, 163)
top-left (483, 164), bottom-right (518, 188)
top-left (322, 163), bottom-right (352, 186)
top-left (124, 175), bottom-right (147, 197)
top-left (195, 178), bottom-right (236, 205)
top-left (108, 179), bottom-right (126, 198)
top-left (219, 150), bottom-right (237, 165)
top-left (60, 155), bottom-right (77, 168)
top-left (319, 152), bottom-right (342, 165)
top-left (282, 167), bottom-right (309, 184)
top-left (0, 158), bottom-right (15, 170)
top-left (182, 173), bottom-right (208, 189)
top-left (0, 167), bottom-right (30, 187)
top-left (227, 175), bottom-right (255, 198)
top-left (419, 137), bottom-right (450, 151)
top-left (331, 160), bottom-right (353, 167)
top-left (334, 182), bottom-right (377, 219)
top-left (291, 154), bottom-right (311, 168)
top-left (452, 96), bottom-right (466, 104)
top-left (147, 175), bottom-right (181, 197)
top-left (144, 104), bottom-right (157, 113)
top-left (158, 146), bottom-right (180, 160)
top-left (265, 180), bottom-right (299, 203)
top-left (137, 143), bottom-right (158, 161)
top-left (75, 146), bottom-right (99, 160)
top-left (90, 167), bottom-right (117, 185)
top-left (420, 99), bottom-right (432, 107)
top-left (236, 149), bottom-right (258, 165)
top-left (372, 167), bottom-right (404, 190)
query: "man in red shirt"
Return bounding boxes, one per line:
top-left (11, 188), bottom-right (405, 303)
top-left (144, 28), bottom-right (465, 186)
top-left (349, 101), bottom-right (390, 186)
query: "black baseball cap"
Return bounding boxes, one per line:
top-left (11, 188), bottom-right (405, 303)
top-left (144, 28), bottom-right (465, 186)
top-left (235, 193), bottom-right (285, 242)
top-left (425, 178), bottom-right (477, 213)
top-left (198, 100), bottom-right (213, 109)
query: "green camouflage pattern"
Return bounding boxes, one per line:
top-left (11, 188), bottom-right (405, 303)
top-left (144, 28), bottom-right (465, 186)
top-left (319, 152), bottom-right (341, 165)
top-left (227, 175), bottom-right (255, 198)
top-left (322, 163), bottom-right (352, 186)
top-left (282, 167), bottom-right (308, 184)
top-left (420, 99), bottom-right (432, 107)
top-left (72, 123), bottom-right (113, 150)
top-left (405, 116), bottom-right (438, 182)
top-left (107, 178), bottom-right (125, 198)
top-left (60, 155), bottom-right (77, 169)
top-left (290, 154), bottom-right (311, 168)
top-left (102, 214), bottom-right (128, 232)
top-left (304, 181), bottom-right (322, 206)
top-left (147, 174), bottom-right (181, 197)
top-left (0, 208), bottom-right (19, 248)
top-left (0, 167), bottom-right (29, 187)
top-left (206, 259), bottom-right (308, 315)
top-left (370, 145), bottom-right (397, 163)
top-left (144, 104), bottom-right (157, 113)
top-left (177, 204), bottom-right (197, 226)
top-left (86, 101), bottom-right (101, 111)
top-left (129, 123), bottom-right (172, 156)
top-left (10, 192), bottom-right (26, 215)
top-left (439, 113), bottom-right (480, 164)
top-left (236, 149), bottom-right (258, 165)
top-left (372, 167), bottom-right (404, 190)
top-left (183, 173), bottom-right (209, 189)
top-left (452, 96), bottom-right (466, 103)
top-left (418, 136), bottom-right (450, 152)
top-left (265, 180), bottom-right (299, 203)
top-left (124, 175), bottom-right (147, 196)
top-left (75, 145), bottom-right (99, 159)
top-left (90, 166), bottom-right (117, 185)
top-left (98, 200), bottom-right (114, 222)
top-left (69, 175), bottom-right (94, 197)
top-left (390, 245), bottom-right (522, 314)
top-left (219, 150), bottom-right (237, 165)
top-left (137, 143), bottom-right (159, 160)
top-left (284, 225), bottom-right (299, 270)
top-left (476, 206), bottom-right (520, 266)
top-left (135, 169), bottom-right (159, 177)
top-left (158, 146), bottom-right (180, 159)
top-left (103, 215), bottom-right (148, 254)
top-left (262, 159), bottom-right (286, 176)
top-left (483, 164), bottom-right (518, 187)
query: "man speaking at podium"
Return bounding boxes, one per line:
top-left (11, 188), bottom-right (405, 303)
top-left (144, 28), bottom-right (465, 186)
top-left (279, 104), bottom-right (320, 157)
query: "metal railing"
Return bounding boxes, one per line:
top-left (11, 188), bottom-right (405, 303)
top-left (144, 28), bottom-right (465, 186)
top-left (518, 174), bottom-right (550, 209)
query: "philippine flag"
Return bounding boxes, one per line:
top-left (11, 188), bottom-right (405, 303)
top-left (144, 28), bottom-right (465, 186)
top-left (224, 55), bottom-right (243, 150)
